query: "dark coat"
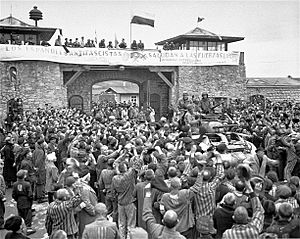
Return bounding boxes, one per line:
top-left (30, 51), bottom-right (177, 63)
top-left (1, 143), bottom-right (16, 182)
top-left (266, 218), bottom-right (300, 238)
top-left (32, 144), bottom-right (46, 184)
top-left (12, 180), bottom-right (33, 209)
top-left (213, 204), bottom-right (235, 239)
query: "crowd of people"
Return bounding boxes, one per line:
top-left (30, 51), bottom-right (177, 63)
top-left (0, 92), bottom-right (300, 239)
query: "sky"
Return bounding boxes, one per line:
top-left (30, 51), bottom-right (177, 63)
top-left (0, 0), bottom-right (299, 77)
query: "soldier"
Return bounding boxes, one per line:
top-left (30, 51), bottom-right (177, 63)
top-left (200, 92), bottom-right (213, 114)
top-left (178, 92), bottom-right (193, 113)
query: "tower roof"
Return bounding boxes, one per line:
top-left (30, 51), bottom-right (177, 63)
top-left (0, 15), bottom-right (33, 27)
top-left (155, 27), bottom-right (244, 45)
top-left (0, 15), bottom-right (58, 41)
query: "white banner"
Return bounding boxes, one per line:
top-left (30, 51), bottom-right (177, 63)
top-left (0, 45), bottom-right (240, 66)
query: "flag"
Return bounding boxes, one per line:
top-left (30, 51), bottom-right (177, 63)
top-left (114, 33), bottom-right (119, 48)
top-left (48, 28), bottom-right (63, 47)
top-left (131, 11), bottom-right (155, 27)
top-left (94, 30), bottom-right (98, 46)
top-left (197, 17), bottom-right (205, 23)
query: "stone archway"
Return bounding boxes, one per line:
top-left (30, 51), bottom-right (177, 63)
top-left (64, 67), bottom-right (172, 116)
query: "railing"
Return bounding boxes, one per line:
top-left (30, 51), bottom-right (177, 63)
top-left (0, 44), bottom-right (243, 67)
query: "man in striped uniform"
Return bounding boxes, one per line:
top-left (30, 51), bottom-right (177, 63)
top-left (82, 203), bottom-right (120, 239)
top-left (45, 188), bottom-right (84, 239)
top-left (189, 152), bottom-right (224, 237)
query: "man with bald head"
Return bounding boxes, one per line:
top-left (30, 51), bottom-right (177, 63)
top-left (142, 183), bottom-right (185, 239)
top-left (164, 166), bottom-right (178, 188)
top-left (82, 203), bottom-right (120, 239)
top-left (266, 202), bottom-right (300, 238)
top-left (160, 176), bottom-right (195, 238)
top-left (45, 187), bottom-right (83, 238)
top-left (222, 179), bottom-right (265, 239)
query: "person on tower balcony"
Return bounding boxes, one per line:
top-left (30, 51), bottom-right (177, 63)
top-left (137, 40), bottom-right (144, 50)
top-left (119, 39), bottom-right (127, 49)
top-left (131, 40), bottom-right (138, 50)
top-left (99, 39), bottom-right (106, 48)
top-left (54, 36), bottom-right (62, 46)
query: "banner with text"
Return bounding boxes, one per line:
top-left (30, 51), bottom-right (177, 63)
top-left (0, 45), bottom-right (240, 66)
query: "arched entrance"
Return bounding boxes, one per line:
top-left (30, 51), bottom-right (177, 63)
top-left (69, 95), bottom-right (83, 111)
top-left (63, 67), bottom-right (175, 118)
top-left (92, 80), bottom-right (139, 107)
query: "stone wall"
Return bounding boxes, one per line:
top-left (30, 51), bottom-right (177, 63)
top-left (247, 87), bottom-right (300, 102)
top-left (175, 65), bottom-right (246, 102)
top-left (0, 61), bottom-right (67, 120)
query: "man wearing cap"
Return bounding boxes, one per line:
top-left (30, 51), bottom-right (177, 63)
top-left (12, 170), bottom-right (35, 235)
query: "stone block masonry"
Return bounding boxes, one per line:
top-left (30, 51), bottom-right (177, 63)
top-left (0, 61), bottom-right (67, 119)
top-left (175, 65), bottom-right (247, 103)
top-left (0, 60), bottom-right (247, 122)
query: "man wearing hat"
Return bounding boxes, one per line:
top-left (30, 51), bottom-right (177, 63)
top-left (12, 169), bottom-right (36, 235)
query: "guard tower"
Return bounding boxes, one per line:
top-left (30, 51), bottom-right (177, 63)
top-left (0, 9), bottom-right (57, 45)
top-left (155, 27), bottom-right (244, 51)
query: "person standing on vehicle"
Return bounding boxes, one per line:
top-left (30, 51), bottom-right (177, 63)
top-left (178, 92), bottom-right (193, 113)
top-left (200, 92), bottom-right (213, 114)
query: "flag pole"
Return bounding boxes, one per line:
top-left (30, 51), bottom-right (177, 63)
top-left (130, 23), bottom-right (132, 45)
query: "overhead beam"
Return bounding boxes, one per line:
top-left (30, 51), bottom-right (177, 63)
top-left (65, 71), bottom-right (83, 86)
top-left (149, 66), bottom-right (176, 72)
top-left (157, 72), bottom-right (173, 88)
